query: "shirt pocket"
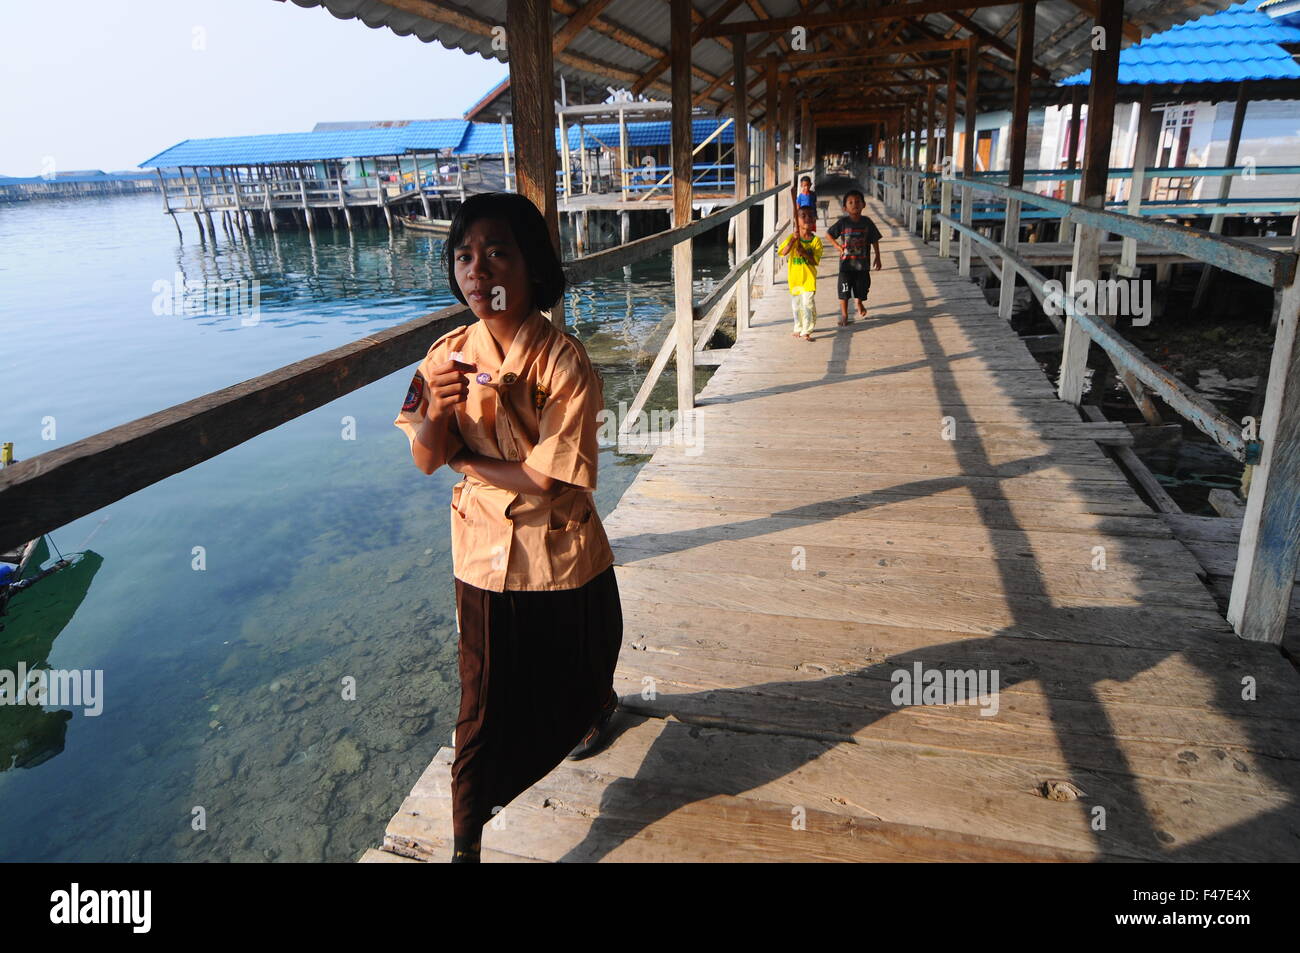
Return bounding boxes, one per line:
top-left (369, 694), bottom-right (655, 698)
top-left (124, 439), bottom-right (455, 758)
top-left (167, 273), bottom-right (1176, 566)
top-left (450, 480), bottom-right (474, 524)
top-left (545, 500), bottom-right (593, 575)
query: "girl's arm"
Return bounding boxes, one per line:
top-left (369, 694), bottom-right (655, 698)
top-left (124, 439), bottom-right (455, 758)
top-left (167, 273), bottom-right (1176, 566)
top-left (449, 451), bottom-right (556, 495)
top-left (412, 414), bottom-right (461, 475)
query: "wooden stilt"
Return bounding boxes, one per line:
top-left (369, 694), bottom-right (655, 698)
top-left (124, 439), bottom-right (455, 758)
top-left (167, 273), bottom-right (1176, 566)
top-left (1193, 84), bottom-right (1250, 309)
top-left (1060, 86), bottom-right (1083, 241)
top-left (1119, 87), bottom-right (1158, 277)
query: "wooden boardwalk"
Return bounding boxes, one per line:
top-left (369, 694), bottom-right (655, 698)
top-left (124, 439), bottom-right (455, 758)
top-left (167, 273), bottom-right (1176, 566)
top-left (366, 196), bottom-right (1300, 863)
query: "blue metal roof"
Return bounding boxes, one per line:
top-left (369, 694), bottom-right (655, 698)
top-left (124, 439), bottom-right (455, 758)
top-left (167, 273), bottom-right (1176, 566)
top-left (143, 115), bottom-right (736, 166)
top-left (141, 120), bottom-right (469, 168)
top-left (1061, 0), bottom-right (1300, 86)
top-left (450, 116), bottom-right (735, 155)
top-left (455, 121), bottom-right (513, 155)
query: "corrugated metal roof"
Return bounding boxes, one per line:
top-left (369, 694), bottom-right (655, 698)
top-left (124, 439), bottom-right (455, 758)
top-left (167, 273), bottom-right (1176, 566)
top-left (283, 0), bottom-right (1243, 113)
top-left (1061, 0), bottom-right (1300, 86)
top-left (140, 120), bottom-right (469, 167)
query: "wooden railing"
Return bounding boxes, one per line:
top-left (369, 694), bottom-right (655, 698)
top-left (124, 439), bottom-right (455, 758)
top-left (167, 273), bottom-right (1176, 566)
top-left (0, 182), bottom-right (789, 557)
top-left (870, 162), bottom-right (1300, 646)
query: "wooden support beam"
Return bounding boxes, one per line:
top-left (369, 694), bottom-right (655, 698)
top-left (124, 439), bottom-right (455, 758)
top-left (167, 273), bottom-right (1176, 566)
top-left (700, 0), bottom-right (1033, 37)
top-left (553, 0), bottom-right (615, 51)
top-left (507, 0), bottom-right (564, 326)
top-left (944, 9), bottom-right (1051, 80)
top-left (763, 38), bottom-right (967, 64)
top-left (1006, 1), bottom-right (1035, 188)
top-left (998, 1), bottom-right (1034, 318)
top-left (1059, 0), bottom-right (1124, 405)
top-left (962, 38), bottom-right (978, 176)
top-left (634, 0), bottom-right (746, 94)
top-left (1066, 0), bottom-right (1144, 42)
top-left (764, 53), bottom-right (778, 250)
top-left (734, 35), bottom-right (752, 335)
top-left (671, 0), bottom-right (696, 415)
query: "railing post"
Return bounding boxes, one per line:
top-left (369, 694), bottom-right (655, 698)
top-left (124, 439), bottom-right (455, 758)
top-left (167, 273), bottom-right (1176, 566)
top-left (908, 172), bottom-right (918, 234)
top-left (938, 178), bottom-right (953, 258)
top-left (958, 183), bottom-right (972, 277)
top-left (998, 196), bottom-right (1021, 320)
top-left (922, 174), bottom-right (933, 243)
top-left (1228, 263), bottom-right (1300, 643)
top-left (1059, 210), bottom-right (1101, 405)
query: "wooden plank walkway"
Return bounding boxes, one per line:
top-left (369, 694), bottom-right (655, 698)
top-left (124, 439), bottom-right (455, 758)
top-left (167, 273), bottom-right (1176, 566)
top-left (367, 195), bottom-right (1300, 863)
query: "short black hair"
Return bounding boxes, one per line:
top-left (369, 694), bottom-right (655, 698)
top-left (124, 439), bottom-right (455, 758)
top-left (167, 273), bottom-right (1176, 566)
top-left (442, 192), bottom-right (566, 311)
top-left (799, 175), bottom-right (812, 185)
top-left (845, 188), bottom-right (865, 203)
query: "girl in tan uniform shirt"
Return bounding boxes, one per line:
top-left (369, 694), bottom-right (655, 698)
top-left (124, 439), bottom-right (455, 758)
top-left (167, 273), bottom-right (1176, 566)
top-left (393, 193), bottom-right (623, 863)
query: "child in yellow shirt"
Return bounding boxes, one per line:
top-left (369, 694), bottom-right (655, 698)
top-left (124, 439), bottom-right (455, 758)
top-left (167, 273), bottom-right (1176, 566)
top-left (779, 206), bottom-right (823, 340)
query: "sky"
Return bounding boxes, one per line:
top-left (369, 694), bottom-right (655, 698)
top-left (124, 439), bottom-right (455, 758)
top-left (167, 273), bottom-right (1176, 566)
top-left (0, 0), bottom-right (510, 176)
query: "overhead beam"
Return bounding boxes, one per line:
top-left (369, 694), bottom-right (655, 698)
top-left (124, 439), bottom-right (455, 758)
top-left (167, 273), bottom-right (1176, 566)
top-left (1066, 0), bottom-right (1144, 42)
top-left (771, 37), bottom-right (967, 62)
top-left (700, 0), bottom-right (1030, 37)
top-left (943, 10), bottom-right (1051, 80)
top-left (552, 0), bottom-right (615, 51)
top-left (633, 0), bottom-right (747, 94)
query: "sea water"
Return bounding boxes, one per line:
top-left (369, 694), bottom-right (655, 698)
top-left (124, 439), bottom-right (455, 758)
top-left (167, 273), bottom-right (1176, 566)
top-left (0, 191), bottom-right (733, 861)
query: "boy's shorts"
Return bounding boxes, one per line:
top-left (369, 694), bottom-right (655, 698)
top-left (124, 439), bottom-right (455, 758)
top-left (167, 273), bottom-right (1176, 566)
top-left (837, 269), bottom-right (870, 301)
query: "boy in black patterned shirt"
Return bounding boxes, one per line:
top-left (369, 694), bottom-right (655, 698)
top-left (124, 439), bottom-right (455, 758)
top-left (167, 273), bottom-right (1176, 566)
top-left (826, 189), bottom-right (883, 325)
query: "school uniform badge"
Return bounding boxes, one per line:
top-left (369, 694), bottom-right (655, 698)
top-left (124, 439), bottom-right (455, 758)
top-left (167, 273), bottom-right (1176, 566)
top-left (402, 372), bottom-right (424, 412)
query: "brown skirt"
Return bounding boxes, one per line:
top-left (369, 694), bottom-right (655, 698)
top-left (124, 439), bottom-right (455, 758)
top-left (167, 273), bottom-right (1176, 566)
top-left (451, 564), bottom-right (622, 838)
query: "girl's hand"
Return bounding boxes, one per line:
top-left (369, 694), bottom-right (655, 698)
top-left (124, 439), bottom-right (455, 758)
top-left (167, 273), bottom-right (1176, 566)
top-left (423, 358), bottom-right (473, 422)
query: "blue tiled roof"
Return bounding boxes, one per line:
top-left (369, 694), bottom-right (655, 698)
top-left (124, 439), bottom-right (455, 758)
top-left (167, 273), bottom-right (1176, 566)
top-left (141, 120), bottom-right (469, 167)
top-left (1061, 0), bottom-right (1300, 86)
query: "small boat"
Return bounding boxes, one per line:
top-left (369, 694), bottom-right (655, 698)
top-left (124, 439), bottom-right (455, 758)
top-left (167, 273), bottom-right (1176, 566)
top-left (399, 214), bottom-right (452, 235)
top-left (1, 443), bottom-right (80, 615)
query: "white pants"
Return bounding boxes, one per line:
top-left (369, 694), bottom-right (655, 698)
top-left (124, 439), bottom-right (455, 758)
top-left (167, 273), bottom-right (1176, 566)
top-left (790, 290), bottom-right (816, 335)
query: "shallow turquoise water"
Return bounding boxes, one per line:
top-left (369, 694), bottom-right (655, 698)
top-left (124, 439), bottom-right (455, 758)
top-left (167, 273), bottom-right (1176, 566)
top-left (0, 191), bottom-right (732, 861)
